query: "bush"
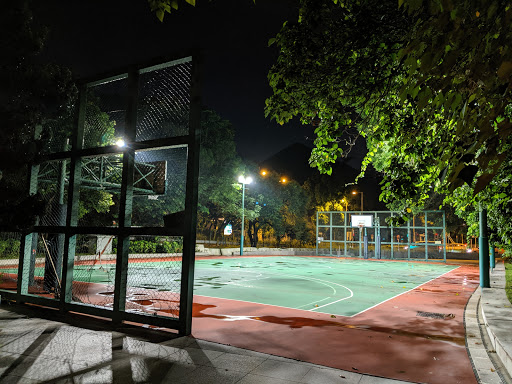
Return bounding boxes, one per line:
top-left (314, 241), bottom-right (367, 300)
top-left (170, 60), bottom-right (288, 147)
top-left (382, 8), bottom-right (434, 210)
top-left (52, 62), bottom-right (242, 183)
top-left (111, 238), bottom-right (182, 254)
top-left (157, 240), bottom-right (181, 253)
top-left (0, 239), bottom-right (21, 258)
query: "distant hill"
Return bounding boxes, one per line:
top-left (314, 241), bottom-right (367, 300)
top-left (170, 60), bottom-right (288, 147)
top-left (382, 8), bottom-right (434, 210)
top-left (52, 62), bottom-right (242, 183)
top-left (259, 142), bottom-right (365, 184)
top-left (259, 143), bottom-right (316, 184)
top-left (259, 142), bottom-right (386, 211)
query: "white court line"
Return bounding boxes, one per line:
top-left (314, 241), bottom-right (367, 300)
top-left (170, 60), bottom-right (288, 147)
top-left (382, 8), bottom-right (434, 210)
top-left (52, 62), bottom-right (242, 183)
top-left (225, 276), bottom-right (273, 288)
top-left (348, 265), bottom-right (460, 317)
top-left (296, 296), bottom-right (333, 309)
top-left (197, 266), bottom-right (353, 312)
top-left (195, 259), bottom-right (457, 318)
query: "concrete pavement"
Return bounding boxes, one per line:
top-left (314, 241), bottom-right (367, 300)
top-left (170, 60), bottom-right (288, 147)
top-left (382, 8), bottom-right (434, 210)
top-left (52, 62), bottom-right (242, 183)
top-left (0, 260), bottom-right (511, 383)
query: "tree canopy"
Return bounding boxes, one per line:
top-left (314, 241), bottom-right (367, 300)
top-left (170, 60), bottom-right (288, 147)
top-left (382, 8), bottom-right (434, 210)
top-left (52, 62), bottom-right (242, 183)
top-left (0, 1), bottom-right (76, 229)
top-left (266, 0), bottom-right (512, 253)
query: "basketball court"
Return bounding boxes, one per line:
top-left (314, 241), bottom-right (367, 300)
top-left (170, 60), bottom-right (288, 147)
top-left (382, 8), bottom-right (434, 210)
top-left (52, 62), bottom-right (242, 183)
top-left (189, 257), bottom-right (480, 384)
top-left (3, 256), bottom-right (456, 318)
top-left (0, 255), bottom-right (481, 383)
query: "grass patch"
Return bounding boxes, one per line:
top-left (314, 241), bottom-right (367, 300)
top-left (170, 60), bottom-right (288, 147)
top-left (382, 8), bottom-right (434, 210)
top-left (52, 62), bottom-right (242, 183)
top-left (505, 261), bottom-right (512, 305)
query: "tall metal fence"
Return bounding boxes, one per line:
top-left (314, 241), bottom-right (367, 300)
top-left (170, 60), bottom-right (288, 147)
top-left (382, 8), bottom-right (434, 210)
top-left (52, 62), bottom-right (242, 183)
top-left (0, 55), bottom-right (201, 335)
top-left (316, 211), bottom-right (446, 262)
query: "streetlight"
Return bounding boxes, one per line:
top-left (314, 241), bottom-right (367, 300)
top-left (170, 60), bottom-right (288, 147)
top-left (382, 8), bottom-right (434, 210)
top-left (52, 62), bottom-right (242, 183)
top-left (238, 175), bottom-right (253, 255)
top-left (260, 169), bottom-right (268, 176)
top-left (341, 198), bottom-right (348, 211)
top-left (280, 177), bottom-right (287, 183)
top-left (352, 190), bottom-right (364, 212)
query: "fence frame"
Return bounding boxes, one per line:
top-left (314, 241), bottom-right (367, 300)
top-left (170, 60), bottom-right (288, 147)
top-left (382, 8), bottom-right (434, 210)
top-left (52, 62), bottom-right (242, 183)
top-left (316, 210), bottom-right (447, 262)
top-left (0, 53), bottom-right (201, 335)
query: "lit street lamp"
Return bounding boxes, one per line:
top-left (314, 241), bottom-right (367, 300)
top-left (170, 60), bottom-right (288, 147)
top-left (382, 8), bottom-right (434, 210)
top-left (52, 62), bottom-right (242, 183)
top-left (352, 190), bottom-right (364, 212)
top-left (238, 175), bottom-right (253, 255)
top-left (341, 198), bottom-right (348, 211)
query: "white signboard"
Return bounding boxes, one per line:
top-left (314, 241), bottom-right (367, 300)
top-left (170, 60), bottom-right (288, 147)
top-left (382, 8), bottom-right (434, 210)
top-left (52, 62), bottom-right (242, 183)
top-left (224, 224), bottom-right (233, 236)
top-left (351, 215), bottom-right (373, 228)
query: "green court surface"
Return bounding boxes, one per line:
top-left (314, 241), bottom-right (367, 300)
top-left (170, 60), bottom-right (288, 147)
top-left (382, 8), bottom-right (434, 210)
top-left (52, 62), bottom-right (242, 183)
top-left (7, 256), bottom-right (457, 317)
top-left (193, 257), bottom-right (457, 316)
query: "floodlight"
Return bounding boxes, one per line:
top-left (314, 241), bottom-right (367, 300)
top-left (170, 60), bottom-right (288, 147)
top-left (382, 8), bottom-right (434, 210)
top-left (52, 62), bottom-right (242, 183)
top-left (238, 175), bottom-right (252, 184)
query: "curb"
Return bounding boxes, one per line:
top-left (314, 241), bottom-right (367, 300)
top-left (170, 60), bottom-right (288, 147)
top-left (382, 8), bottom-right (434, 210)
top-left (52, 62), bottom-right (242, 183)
top-left (480, 262), bottom-right (512, 382)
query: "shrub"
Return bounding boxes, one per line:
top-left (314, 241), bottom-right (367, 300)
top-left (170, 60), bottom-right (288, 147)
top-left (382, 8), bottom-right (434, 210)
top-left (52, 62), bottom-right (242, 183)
top-left (0, 239), bottom-right (20, 258)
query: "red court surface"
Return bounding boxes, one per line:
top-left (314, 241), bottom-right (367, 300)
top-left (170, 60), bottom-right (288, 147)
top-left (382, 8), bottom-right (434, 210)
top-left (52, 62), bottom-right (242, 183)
top-left (0, 257), bottom-right (480, 383)
top-left (190, 262), bottom-right (480, 384)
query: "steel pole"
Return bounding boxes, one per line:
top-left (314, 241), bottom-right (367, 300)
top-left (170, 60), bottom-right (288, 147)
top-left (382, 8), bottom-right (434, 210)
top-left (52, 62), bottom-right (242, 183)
top-left (479, 203), bottom-right (490, 288)
top-left (240, 183), bottom-right (245, 256)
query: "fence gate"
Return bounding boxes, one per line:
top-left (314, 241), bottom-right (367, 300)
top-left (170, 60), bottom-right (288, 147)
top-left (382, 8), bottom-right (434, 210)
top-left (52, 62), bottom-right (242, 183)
top-left (316, 211), bottom-right (447, 262)
top-left (0, 55), bottom-right (201, 335)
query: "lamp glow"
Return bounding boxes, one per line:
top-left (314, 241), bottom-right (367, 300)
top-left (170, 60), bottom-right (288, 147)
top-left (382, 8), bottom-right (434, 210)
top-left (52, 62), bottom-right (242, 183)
top-left (116, 139), bottom-right (126, 148)
top-left (352, 190), bottom-right (364, 211)
top-left (238, 175), bottom-right (253, 255)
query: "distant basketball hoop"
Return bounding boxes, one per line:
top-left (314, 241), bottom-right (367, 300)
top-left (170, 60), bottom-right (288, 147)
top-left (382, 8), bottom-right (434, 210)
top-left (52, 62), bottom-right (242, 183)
top-left (351, 215), bottom-right (373, 228)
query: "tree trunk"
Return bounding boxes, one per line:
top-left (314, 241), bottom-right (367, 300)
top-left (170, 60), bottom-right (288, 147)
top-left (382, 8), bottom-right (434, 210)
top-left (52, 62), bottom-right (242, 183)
top-left (248, 220), bottom-right (258, 247)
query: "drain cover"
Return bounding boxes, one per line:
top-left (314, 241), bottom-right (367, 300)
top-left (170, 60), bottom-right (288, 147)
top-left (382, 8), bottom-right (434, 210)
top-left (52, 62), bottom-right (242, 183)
top-left (417, 311), bottom-right (454, 319)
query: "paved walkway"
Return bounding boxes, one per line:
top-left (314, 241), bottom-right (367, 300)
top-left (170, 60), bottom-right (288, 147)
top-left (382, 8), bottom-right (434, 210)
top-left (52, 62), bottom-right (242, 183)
top-left (0, 304), bottom-right (411, 384)
top-left (477, 261), bottom-right (512, 384)
top-left (0, 260), bottom-right (511, 383)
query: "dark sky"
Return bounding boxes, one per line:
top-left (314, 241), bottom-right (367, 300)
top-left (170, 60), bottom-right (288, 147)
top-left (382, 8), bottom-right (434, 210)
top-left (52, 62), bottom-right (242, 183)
top-left (33, 0), bottom-right (316, 163)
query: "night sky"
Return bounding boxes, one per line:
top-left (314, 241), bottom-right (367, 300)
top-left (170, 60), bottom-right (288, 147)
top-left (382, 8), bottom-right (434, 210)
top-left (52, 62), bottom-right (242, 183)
top-left (33, 0), bottom-right (318, 163)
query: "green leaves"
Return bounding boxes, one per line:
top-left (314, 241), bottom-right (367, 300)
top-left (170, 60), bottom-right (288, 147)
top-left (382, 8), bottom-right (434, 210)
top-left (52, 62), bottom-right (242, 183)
top-left (265, 0), bottom-right (512, 254)
top-left (498, 61), bottom-right (512, 80)
top-left (148, 0), bottom-right (196, 22)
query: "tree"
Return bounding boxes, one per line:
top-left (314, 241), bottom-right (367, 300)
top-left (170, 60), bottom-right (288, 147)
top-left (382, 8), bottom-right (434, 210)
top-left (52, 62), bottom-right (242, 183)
top-left (147, 0), bottom-right (256, 22)
top-left (245, 172), bottom-right (311, 247)
top-left (147, 0), bottom-right (197, 22)
top-left (196, 109), bottom-right (250, 242)
top-left (0, 1), bottom-right (76, 229)
top-left (266, 0), bottom-right (512, 254)
top-left (266, 0), bottom-right (410, 175)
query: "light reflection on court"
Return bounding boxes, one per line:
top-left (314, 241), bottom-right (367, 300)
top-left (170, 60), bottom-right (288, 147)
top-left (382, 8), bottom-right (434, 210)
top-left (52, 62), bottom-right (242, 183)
top-left (4, 256), bottom-right (458, 317)
top-left (192, 256), bottom-right (457, 317)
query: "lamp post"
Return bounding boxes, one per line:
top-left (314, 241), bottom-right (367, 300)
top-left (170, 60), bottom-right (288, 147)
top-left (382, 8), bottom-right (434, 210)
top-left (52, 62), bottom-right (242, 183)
top-left (238, 175), bottom-right (253, 255)
top-left (352, 190), bottom-right (364, 212)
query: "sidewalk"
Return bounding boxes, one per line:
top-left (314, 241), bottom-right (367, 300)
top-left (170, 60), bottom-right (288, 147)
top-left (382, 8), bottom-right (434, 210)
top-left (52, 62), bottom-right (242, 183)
top-left (0, 261), bottom-right (510, 383)
top-left (478, 261), bottom-right (512, 383)
top-left (0, 303), bottom-right (413, 384)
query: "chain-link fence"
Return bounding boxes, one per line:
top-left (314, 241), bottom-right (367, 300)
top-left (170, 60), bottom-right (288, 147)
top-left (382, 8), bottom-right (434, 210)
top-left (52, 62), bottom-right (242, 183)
top-left (316, 211), bottom-right (446, 262)
top-left (136, 60), bottom-right (192, 141)
top-left (0, 232), bottom-right (21, 291)
top-left (0, 55), bottom-right (200, 335)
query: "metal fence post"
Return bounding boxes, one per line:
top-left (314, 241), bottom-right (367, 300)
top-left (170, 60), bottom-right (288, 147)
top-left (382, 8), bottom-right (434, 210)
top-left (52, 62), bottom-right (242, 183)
top-left (113, 70), bottom-right (139, 322)
top-left (479, 203), bottom-right (490, 288)
top-left (344, 212), bottom-right (347, 256)
top-left (316, 211), bottom-right (319, 256)
top-left (179, 54), bottom-right (202, 336)
top-left (443, 211), bottom-right (447, 262)
top-left (424, 212), bottom-right (428, 261)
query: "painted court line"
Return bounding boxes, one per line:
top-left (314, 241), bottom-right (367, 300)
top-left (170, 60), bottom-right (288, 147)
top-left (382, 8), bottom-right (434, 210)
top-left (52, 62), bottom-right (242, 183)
top-left (194, 260), bottom-right (458, 318)
top-left (195, 268), bottom-right (354, 315)
top-left (295, 296), bottom-right (334, 310)
top-left (348, 265), bottom-right (460, 317)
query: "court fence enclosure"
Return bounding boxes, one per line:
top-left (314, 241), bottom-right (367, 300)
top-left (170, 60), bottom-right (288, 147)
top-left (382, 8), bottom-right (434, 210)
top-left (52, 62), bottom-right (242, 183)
top-left (0, 54), bottom-right (201, 335)
top-left (316, 211), bottom-right (447, 262)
